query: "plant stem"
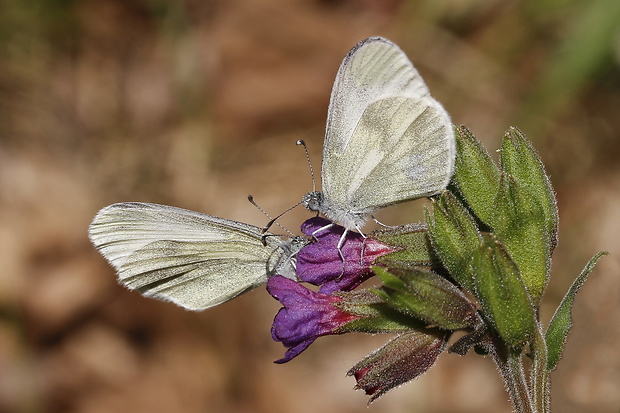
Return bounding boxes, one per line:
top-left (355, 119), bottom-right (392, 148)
top-left (530, 322), bottom-right (550, 413)
top-left (492, 343), bottom-right (535, 413)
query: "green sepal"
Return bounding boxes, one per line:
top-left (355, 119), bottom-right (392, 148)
top-left (545, 251), bottom-right (608, 371)
top-left (426, 190), bottom-right (481, 293)
top-left (448, 326), bottom-right (487, 356)
top-left (372, 223), bottom-right (435, 266)
top-left (472, 235), bottom-right (536, 350)
top-left (373, 266), bottom-right (482, 331)
top-left (335, 289), bottom-right (426, 333)
top-left (490, 173), bottom-right (550, 303)
top-left (500, 127), bottom-right (558, 250)
top-left (451, 125), bottom-right (501, 224)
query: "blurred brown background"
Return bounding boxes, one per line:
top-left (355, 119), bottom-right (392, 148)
top-left (1, 1), bottom-right (618, 412)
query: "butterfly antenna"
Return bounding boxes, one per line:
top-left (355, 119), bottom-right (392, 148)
top-left (297, 139), bottom-right (316, 192)
top-left (247, 195), bottom-right (297, 238)
top-left (261, 199), bottom-right (303, 234)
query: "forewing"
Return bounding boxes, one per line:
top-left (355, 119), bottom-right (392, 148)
top-left (322, 37), bottom-right (455, 211)
top-left (89, 202), bottom-right (283, 310)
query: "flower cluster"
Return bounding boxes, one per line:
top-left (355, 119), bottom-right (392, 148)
top-left (267, 213), bottom-right (483, 399)
top-left (267, 216), bottom-right (399, 363)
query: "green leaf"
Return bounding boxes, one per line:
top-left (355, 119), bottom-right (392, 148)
top-left (426, 191), bottom-right (481, 293)
top-left (472, 235), bottom-right (536, 350)
top-left (373, 266), bottom-right (481, 331)
top-left (451, 125), bottom-right (501, 224)
top-left (545, 251), bottom-right (608, 371)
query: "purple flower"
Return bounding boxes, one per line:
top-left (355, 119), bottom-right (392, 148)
top-left (267, 275), bottom-right (362, 363)
top-left (297, 217), bottom-right (395, 293)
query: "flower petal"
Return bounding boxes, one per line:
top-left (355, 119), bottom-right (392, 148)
top-left (297, 218), bottom-right (394, 292)
top-left (267, 276), bottom-right (360, 362)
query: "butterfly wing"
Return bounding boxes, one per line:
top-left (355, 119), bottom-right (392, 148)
top-left (89, 202), bottom-right (292, 310)
top-left (321, 37), bottom-right (455, 218)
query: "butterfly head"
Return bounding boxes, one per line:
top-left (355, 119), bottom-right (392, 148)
top-left (302, 191), bottom-right (325, 212)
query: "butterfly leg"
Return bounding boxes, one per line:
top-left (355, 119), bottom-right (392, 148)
top-left (336, 227), bottom-right (367, 275)
top-left (355, 224), bottom-right (367, 267)
top-left (336, 229), bottom-right (349, 276)
top-left (311, 222), bottom-right (334, 241)
top-left (371, 215), bottom-right (397, 228)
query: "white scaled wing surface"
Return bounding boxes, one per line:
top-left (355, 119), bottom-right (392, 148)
top-left (89, 202), bottom-right (303, 310)
top-left (320, 37), bottom-right (455, 229)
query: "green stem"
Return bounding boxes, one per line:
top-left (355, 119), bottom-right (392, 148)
top-left (492, 342), bottom-right (534, 413)
top-left (530, 322), bottom-right (550, 413)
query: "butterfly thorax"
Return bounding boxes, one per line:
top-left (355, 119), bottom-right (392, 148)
top-left (302, 191), bottom-right (369, 231)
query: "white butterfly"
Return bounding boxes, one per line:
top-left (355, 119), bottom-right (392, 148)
top-left (302, 37), bottom-right (455, 243)
top-left (89, 202), bottom-right (307, 310)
